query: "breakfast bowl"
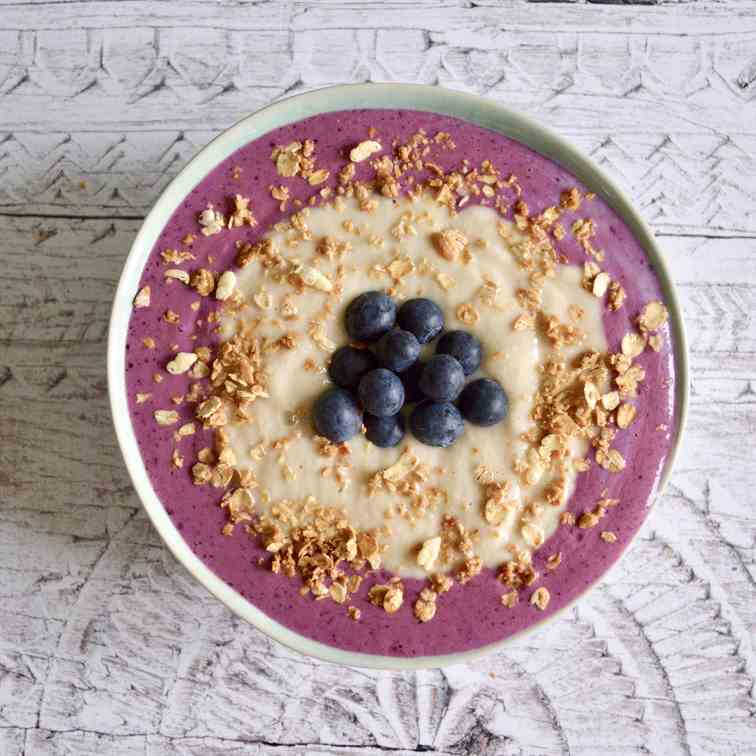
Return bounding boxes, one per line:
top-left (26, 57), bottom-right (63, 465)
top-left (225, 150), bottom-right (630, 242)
top-left (108, 83), bottom-right (688, 669)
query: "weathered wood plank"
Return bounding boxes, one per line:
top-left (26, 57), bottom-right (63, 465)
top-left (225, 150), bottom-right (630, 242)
top-left (0, 2), bottom-right (754, 753)
top-left (1, 130), bottom-right (755, 236)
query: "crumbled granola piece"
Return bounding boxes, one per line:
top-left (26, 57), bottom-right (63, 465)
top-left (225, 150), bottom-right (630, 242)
top-left (601, 391), bottom-right (620, 411)
top-left (432, 228), bottom-right (467, 262)
top-left (435, 271), bottom-right (455, 290)
top-left (350, 140), bottom-right (382, 162)
top-left (521, 523), bottom-right (545, 548)
top-left (546, 552), bottom-right (562, 571)
top-left (191, 462), bottom-right (212, 485)
top-left (307, 168), bottom-right (330, 185)
top-left (601, 531), bottom-right (618, 543)
top-left (457, 556), bottom-right (483, 584)
top-left (166, 352), bottom-right (198, 375)
top-left (198, 205), bottom-right (225, 236)
top-left (501, 590), bottom-right (518, 608)
top-left (414, 588), bottom-right (438, 622)
top-left (592, 272), bottom-right (610, 297)
top-left (560, 187), bottom-right (582, 211)
top-left (606, 281), bottom-right (625, 311)
top-left (164, 269), bottom-right (190, 284)
top-left (638, 300), bottom-right (668, 333)
top-left (209, 270), bottom-right (235, 301)
top-left (417, 536), bottom-right (442, 571)
top-left (133, 286), bottom-right (151, 308)
top-left (154, 409), bottom-right (179, 426)
top-left (616, 403), bottom-right (637, 429)
top-left (330, 582), bottom-right (348, 604)
top-left (530, 586), bottom-right (550, 611)
top-left (621, 332), bottom-right (646, 359)
top-left (228, 195), bottom-right (256, 228)
top-left (348, 606), bottom-right (361, 621)
top-left (295, 264), bottom-right (333, 292)
top-left (456, 303), bottom-right (480, 325)
top-left (578, 511), bottom-right (600, 529)
top-left (191, 268), bottom-right (215, 297)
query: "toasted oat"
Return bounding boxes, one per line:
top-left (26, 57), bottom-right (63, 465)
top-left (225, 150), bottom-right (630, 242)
top-left (597, 448), bottom-right (626, 473)
top-left (133, 286), bottom-right (151, 308)
top-left (330, 582), bottom-right (348, 604)
top-left (601, 531), bottom-right (618, 543)
top-left (142, 336), bottom-right (156, 349)
top-left (296, 264), bottom-right (333, 292)
top-left (501, 590), bottom-right (519, 608)
top-left (414, 588), bottom-right (438, 623)
top-left (228, 195), bottom-right (256, 228)
top-left (215, 270), bottom-right (237, 301)
top-left (521, 523), bottom-right (545, 548)
top-left (606, 282), bottom-right (625, 311)
top-left (191, 268), bottom-right (215, 297)
top-left (616, 403), bottom-right (637, 429)
top-left (592, 272), bottom-right (610, 297)
top-left (198, 205), bottom-right (225, 236)
top-left (164, 269), bottom-right (190, 284)
top-left (546, 552), bottom-right (562, 571)
top-left (417, 536), bottom-right (442, 571)
top-left (154, 409), bottom-right (179, 426)
top-left (432, 228), bottom-right (467, 262)
top-left (638, 300), bottom-right (668, 333)
top-left (456, 303), bottom-right (480, 325)
top-left (435, 271), bottom-right (455, 290)
top-left (621, 332), bottom-right (646, 359)
top-left (272, 142), bottom-right (302, 177)
top-left (350, 140), bottom-right (382, 162)
top-left (530, 587), bottom-right (550, 611)
top-left (578, 511), bottom-right (600, 529)
top-left (648, 333), bottom-right (663, 352)
top-left (307, 168), bottom-right (330, 185)
top-left (136, 392), bottom-right (152, 404)
top-left (348, 606), bottom-right (361, 621)
top-left (601, 391), bottom-right (620, 411)
top-left (166, 352), bottom-right (198, 375)
top-left (560, 187), bottom-right (582, 211)
top-left (513, 312), bottom-right (535, 331)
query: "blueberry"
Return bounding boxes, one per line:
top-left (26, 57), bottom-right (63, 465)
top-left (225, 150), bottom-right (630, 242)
top-left (397, 298), bottom-right (444, 344)
top-left (364, 413), bottom-right (405, 448)
top-left (329, 345), bottom-right (376, 388)
top-left (399, 360), bottom-right (425, 404)
top-left (436, 330), bottom-right (482, 376)
top-left (345, 291), bottom-right (396, 342)
top-left (375, 329), bottom-right (420, 373)
top-left (419, 354), bottom-right (465, 402)
top-left (458, 378), bottom-right (509, 426)
top-left (358, 368), bottom-right (405, 417)
top-left (410, 401), bottom-right (464, 448)
top-left (312, 388), bottom-right (362, 442)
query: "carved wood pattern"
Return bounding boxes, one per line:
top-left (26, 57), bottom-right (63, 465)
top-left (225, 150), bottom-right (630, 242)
top-left (0, 2), bottom-right (754, 754)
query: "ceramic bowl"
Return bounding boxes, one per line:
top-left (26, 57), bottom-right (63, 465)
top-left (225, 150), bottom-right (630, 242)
top-left (108, 83), bottom-right (688, 669)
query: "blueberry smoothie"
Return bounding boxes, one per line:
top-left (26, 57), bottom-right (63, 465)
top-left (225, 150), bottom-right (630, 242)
top-left (125, 110), bottom-right (678, 658)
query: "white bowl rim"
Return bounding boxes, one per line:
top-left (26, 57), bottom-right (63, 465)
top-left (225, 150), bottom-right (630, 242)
top-left (107, 82), bottom-right (689, 670)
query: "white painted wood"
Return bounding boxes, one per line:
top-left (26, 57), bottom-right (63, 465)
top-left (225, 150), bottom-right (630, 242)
top-left (0, 2), bottom-right (754, 754)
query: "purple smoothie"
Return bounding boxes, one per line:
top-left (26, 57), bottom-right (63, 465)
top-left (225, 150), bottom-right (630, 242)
top-left (125, 110), bottom-right (678, 658)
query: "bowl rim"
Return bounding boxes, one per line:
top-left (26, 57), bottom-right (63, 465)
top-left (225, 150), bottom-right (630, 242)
top-left (107, 82), bottom-right (689, 670)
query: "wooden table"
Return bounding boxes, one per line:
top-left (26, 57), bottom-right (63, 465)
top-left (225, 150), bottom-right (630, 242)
top-left (1, 2), bottom-right (754, 754)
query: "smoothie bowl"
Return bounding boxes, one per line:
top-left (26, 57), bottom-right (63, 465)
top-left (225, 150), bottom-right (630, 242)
top-left (108, 84), bottom-right (687, 669)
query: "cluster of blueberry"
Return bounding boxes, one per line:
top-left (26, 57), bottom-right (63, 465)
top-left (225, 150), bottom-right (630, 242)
top-left (312, 291), bottom-right (509, 448)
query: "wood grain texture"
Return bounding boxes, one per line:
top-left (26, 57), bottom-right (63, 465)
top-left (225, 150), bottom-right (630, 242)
top-left (0, 1), bottom-right (754, 754)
